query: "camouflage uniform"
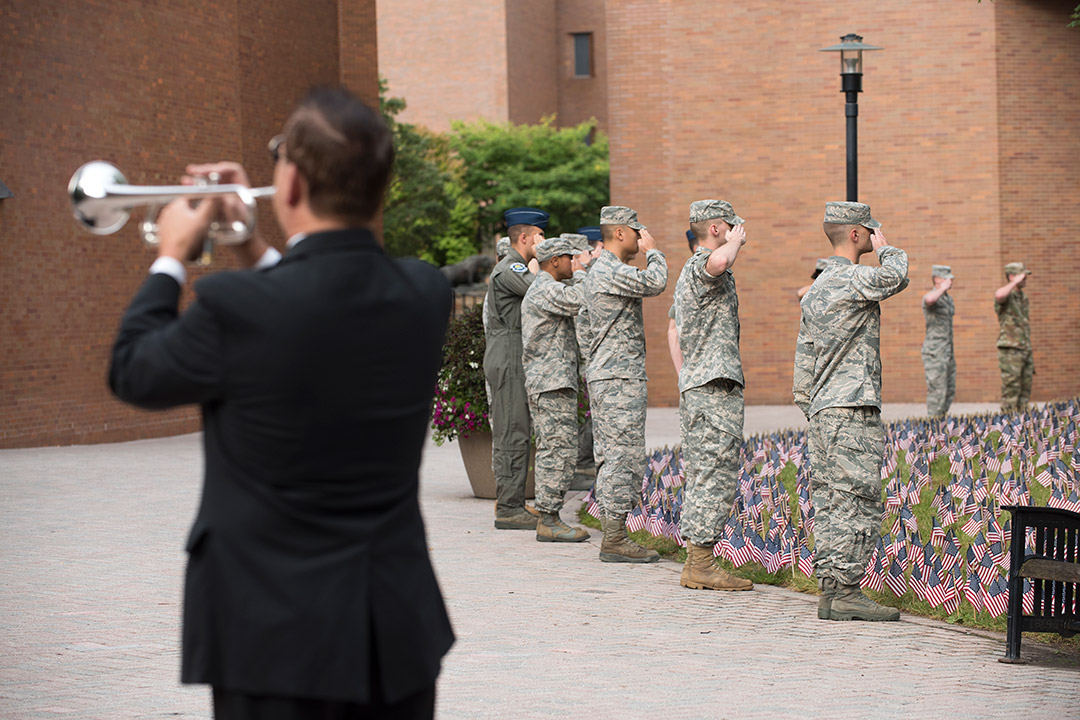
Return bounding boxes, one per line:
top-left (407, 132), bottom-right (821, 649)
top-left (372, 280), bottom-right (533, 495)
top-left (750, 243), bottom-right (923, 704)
top-left (484, 247), bottom-right (535, 517)
top-left (584, 244), bottom-right (667, 516)
top-left (522, 266), bottom-right (587, 514)
top-left (793, 203), bottom-right (909, 587)
top-left (922, 272), bottom-right (955, 418)
top-left (574, 269), bottom-right (598, 470)
top-left (996, 274), bottom-right (1033, 413)
top-left (674, 208), bottom-right (745, 547)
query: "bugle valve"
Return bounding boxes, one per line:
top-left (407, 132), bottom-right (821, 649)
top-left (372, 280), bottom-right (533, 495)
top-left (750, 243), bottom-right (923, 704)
top-left (68, 161), bottom-right (275, 264)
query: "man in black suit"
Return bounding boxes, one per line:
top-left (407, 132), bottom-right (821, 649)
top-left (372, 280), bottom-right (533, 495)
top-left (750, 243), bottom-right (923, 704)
top-left (109, 87), bottom-right (454, 719)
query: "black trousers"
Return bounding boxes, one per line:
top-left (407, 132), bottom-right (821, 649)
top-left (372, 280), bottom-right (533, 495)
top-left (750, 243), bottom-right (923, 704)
top-left (211, 684), bottom-right (436, 720)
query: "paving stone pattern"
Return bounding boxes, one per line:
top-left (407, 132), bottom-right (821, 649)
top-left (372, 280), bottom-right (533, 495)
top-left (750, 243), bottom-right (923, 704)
top-left (1, 406), bottom-right (1076, 719)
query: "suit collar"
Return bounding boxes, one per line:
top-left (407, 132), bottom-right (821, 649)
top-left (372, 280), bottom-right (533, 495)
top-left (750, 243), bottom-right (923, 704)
top-left (280, 228), bottom-right (382, 264)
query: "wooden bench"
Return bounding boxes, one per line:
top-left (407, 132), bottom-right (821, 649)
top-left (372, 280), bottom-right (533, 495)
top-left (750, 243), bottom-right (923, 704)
top-left (1000, 505), bottom-right (1080, 663)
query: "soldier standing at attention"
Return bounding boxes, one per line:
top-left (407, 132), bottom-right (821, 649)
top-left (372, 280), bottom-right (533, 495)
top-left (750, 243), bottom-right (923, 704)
top-left (796, 258), bottom-right (829, 300)
top-left (793, 201), bottom-right (908, 622)
top-left (922, 265), bottom-right (956, 418)
top-left (667, 229), bottom-right (699, 374)
top-left (485, 208), bottom-right (548, 530)
top-left (674, 201), bottom-right (754, 592)
top-left (994, 262), bottom-right (1033, 413)
top-left (585, 206), bottom-right (668, 563)
top-left (521, 237), bottom-right (594, 542)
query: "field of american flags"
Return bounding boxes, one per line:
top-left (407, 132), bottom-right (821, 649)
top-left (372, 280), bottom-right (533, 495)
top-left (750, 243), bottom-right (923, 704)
top-left (580, 399), bottom-right (1080, 639)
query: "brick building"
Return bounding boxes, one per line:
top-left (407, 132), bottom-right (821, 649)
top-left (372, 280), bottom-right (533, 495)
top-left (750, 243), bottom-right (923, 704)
top-left (382, 0), bottom-right (1080, 408)
top-left (2, 0), bottom-right (1077, 448)
top-left (377, 0), bottom-right (608, 131)
top-left (1, 0), bottom-right (378, 448)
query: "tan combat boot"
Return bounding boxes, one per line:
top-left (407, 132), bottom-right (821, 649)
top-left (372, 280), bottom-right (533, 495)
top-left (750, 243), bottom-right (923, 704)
top-left (829, 584), bottom-right (900, 622)
top-left (599, 513), bottom-right (660, 563)
top-left (536, 511), bottom-right (589, 543)
top-left (680, 543), bottom-right (753, 591)
top-left (818, 577), bottom-right (836, 620)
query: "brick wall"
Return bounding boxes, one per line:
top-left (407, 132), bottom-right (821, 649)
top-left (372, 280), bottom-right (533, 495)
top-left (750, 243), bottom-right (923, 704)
top-left (0, 0), bottom-right (378, 448)
top-left (556, 0), bottom-right (608, 130)
top-left (994, 0), bottom-right (1080, 403)
top-left (505, 0), bottom-right (559, 125)
top-left (376, 0), bottom-right (509, 130)
top-left (605, 0), bottom-right (1079, 407)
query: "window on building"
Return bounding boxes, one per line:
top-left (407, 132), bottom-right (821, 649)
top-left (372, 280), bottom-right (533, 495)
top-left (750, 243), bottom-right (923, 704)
top-left (572, 33), bottom-right (592, 78)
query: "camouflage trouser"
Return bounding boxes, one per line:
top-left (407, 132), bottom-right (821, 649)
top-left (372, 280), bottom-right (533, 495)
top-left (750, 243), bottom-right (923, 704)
top-left (808, 406), bottom-right (884, 587)
top-left (528, 388), bottom-right (578, 514)
top-left (679, 379), bottom-right (744, 546)
top-left (921, 351), bottom-right (955, 418)
top-left (488, 366), bottom-right (532, 516)
top-left (998, 347), bottom-right (1033, 413)
top-left (589, 378), bottom-right (646, 516)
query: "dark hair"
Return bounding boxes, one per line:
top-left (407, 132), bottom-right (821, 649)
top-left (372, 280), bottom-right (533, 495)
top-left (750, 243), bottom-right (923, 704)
top-left (507, 224), bottom-right (537, 243)
top-left (284, 87), bottom-right (394, 225)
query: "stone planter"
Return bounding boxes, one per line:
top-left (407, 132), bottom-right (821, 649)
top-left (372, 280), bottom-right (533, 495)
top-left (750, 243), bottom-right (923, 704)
top-left (457, 430), bottom-right (534, 500)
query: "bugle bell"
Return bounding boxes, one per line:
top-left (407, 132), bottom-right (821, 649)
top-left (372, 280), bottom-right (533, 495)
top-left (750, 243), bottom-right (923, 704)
top-left (68, 161), bottom-right (275, 264)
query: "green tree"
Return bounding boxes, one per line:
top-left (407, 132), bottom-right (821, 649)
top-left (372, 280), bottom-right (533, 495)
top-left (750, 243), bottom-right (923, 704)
top-left (379, 80), bottom-right (461, 261)
top-left (449, 116), bottom-right (610, 241)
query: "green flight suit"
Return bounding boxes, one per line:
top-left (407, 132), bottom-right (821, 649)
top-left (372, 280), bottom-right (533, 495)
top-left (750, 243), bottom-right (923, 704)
top-left (484, 248), bottom-right (534, 516)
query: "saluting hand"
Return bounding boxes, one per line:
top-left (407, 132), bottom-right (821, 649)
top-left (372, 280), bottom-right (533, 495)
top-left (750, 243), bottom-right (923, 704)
top-left (725, 224), bottom-right (747, 246)
top-left (871, 227), bottom-right (890, 251)
top-left (637, 228), bottom-right (658, 253)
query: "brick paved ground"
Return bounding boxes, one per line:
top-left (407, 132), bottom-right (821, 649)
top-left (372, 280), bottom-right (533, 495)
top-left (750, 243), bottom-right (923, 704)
top-left (1, 405), bottom-right (1076, 719)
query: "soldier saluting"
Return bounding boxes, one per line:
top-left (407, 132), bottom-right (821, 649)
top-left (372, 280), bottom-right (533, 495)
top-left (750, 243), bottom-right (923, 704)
top-left (793, 201), bottom-right (908, 622)
top-left (994, 262), bottom-right (1033, 413)
top-left (922, 265), bottom-right (956, 418)
top-left (584, 206), bottom-right (668, 563)
top-left (674, 200), bottom-right (753, 592)
top-left (485, 207), bottom-right (548, 530)
top-left (521, 236), bottom-right (594, 542)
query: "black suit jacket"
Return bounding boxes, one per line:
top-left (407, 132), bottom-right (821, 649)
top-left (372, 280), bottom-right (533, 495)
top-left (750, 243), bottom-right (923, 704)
top-left (109, 228), bottom-right (455, 704)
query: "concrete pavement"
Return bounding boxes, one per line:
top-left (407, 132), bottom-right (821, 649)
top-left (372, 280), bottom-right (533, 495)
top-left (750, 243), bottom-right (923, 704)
top-left (1, 404), bottom-right (1075, 719)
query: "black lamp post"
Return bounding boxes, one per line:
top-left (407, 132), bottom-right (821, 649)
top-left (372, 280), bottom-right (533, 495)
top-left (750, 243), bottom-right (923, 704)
top-left (820, 34), bottom-right (882, 202)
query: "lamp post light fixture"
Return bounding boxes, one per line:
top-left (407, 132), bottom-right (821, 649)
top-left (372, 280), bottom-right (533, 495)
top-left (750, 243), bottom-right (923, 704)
top-left (820, 33), bottom-right (882, 202)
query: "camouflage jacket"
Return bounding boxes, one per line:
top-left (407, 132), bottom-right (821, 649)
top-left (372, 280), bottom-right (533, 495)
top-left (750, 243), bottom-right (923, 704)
top-left (483, 248), bottom-right (534, 378)
top-left (995, 290), bottom-right (1030, 350)
top-left (521, 270), bottom-right (587, 396)
top-left (575, 303), bottom-right (592, 367)
top-left (792, 247), bottom-right (909, 419)
top-left (922, 292), bottom-right (954, 357)
top-left (674, 249), bottom-right (743, 392)
top-left (583, 248), bottom-right (668, 382)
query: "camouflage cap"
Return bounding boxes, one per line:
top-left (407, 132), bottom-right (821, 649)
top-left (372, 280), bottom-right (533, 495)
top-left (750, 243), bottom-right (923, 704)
top-left (688, 199), bottom-right (744, 226)
top-left (823, 201), bottom-right (881, 229)
top-left (600, 206), bottom-right (645, 230)
top-left (811, 257), bottom-right (829, 278)
top-left (559, 233), bottom-right (591, 252)
top-left (496, 236), bottom-right (511, 258)
top-left (535, 236), bottom-right (580, 263)
top-left (931, 265), bottom-right (954, 279)
top-left (1004, 262), bottom-right (1031, 276)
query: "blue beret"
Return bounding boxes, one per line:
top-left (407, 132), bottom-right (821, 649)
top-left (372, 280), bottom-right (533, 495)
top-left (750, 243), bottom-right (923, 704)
top-left (686, 229), bottom-right (696, 242)
top-left (577, 226), bottom-right (602, 242)
top-left (504, 207), bottom-right (550, 230)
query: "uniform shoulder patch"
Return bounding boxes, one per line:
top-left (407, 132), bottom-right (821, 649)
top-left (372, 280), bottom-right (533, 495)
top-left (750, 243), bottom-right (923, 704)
top-left (510, 262), bottom-right (528, 273)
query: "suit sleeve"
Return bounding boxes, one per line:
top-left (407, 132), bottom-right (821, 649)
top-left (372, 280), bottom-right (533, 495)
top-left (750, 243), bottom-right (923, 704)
top-left (852, 247), bottom-right (909, 302)
top-left (108, 273), bottom-right (225, 409)
top-left (605, 250), bottom-right (668, 298)
top-left (792, 310), bottom-right (815, 419)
